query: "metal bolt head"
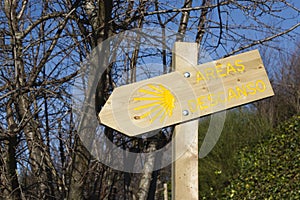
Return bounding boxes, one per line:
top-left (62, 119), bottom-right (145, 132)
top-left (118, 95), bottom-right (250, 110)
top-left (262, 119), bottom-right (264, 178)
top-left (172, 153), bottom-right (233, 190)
top-left (182, 110), bottom-right (189, 116)
top-left (184, 72), bottom-right (191, 78)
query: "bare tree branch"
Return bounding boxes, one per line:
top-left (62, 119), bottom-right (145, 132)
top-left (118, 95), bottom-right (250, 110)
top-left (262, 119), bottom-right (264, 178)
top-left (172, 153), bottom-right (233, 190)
top-left (21, 12), bottom-right (65, 38)
top-left (196, 0), bottom-right (211, 44)
top-left (17, 0), bottom-right (28, 20)
top-left (176, 0), bottom-right (193, 41)
top-left (145, 1), bottom-right (230, 16)
top-left (227, 22), bottom-right (300, 56)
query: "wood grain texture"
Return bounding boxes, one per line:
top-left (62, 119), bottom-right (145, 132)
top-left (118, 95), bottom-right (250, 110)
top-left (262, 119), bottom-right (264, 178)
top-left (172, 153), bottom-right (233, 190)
top-left (99, 49), bottom-right (274, 136)
top-left (172, 41), bottom-right (199, 200)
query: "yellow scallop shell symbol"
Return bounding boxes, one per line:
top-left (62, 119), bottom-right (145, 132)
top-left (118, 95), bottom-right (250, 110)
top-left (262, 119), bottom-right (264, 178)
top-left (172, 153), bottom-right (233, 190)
top-left (133, 84), bottom-right (175, 123)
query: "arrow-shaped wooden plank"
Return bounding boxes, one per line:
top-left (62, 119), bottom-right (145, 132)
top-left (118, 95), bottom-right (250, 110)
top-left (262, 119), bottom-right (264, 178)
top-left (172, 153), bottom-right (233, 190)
top-left (99, 49), bottom-right (274, 136)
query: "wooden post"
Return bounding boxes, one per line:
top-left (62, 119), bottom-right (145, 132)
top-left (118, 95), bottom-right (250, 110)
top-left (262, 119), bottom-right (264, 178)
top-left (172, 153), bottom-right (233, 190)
top-left (164, 183), bottom-right (168, 200)
top-left (172, 42), bottom-right (199, 200)
top-left (98, 45), bottom-right (274, 198)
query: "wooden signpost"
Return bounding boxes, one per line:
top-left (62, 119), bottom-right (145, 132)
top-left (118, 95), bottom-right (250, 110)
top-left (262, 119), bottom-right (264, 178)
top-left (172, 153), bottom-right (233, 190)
top-left (98, 42), bottom-right (274, 199)
top-left (99, 47), bottom-right (274, 136)
top-left (172, 42), bottom-right (199, 200)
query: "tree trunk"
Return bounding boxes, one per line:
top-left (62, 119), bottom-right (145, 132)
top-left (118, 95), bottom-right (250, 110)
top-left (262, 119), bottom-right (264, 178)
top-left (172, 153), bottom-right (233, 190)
top-left (137, 142), bottom-right (156, 200)
top-left (68, 0), bottom-right (114, 198)
top-left (5, 1), bottom-right (59, 196)
top-left (0, 100), bottom-right (21, 200)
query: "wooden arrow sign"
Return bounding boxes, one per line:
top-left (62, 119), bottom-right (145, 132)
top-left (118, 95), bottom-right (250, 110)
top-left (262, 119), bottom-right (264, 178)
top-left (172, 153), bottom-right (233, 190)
top-left (99, 50), bottom-right (274, 136)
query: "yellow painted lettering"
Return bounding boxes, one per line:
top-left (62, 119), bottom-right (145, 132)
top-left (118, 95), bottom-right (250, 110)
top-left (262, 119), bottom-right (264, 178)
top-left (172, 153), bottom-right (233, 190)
top-left (236, 85), bottom-right (248, 97)
top-left (197, 96), bottom-right (208, 110)
top-left (196, 71), bottom-right (206, 83)
top-left (216, 91), bottom-right (226, 103)
top-left (204, 68), bottom-right (216, 80)
top-left (226, 63), bottom-right (237, 75)
top-left (256, 80), bottom-right (266, 92)
top-left (188, 99), bottom-right (197, 113)
top-left (235, 59), bottom-right (245, 72)
top-left (215, 63), bottom-right (226, 78)
top-left (246, 82), bottom-right (257, 95)
top-left (207, 94), bottom-right (218, 107)
top-left (227, 88), bottom-right (240, 101)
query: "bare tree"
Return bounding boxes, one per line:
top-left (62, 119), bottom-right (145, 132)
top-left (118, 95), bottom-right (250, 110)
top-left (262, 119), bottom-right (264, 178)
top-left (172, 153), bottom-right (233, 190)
top-left (256, 44), bottom-right (300, 125)
top-left (0, 0), bottom-right (299, 199)
top-left (0, 0), bottom-right (77, 199)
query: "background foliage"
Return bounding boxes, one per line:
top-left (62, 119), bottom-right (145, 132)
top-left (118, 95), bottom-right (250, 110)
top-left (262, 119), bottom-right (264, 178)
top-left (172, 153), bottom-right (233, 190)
top-left (199, 45), bottom-right (300, 199)
top-left (0, 0), bottom-right (299, 199)
top-left (221, 115), bottom-right (300, 199)
top-left (199, 110), bottom-right (272, 198)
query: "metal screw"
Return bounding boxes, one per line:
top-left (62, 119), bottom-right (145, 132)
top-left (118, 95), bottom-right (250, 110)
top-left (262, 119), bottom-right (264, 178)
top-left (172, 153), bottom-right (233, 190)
top-left (182, 110), bottom-right (189, 116)
top-left (184, 72), bottom-right (191, 78)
